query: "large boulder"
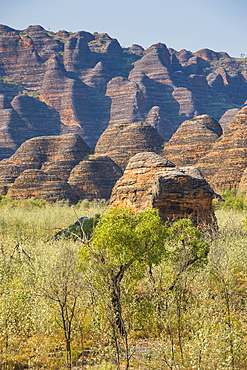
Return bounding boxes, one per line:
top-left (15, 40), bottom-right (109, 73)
top-left (110, 152), bottom-right (216, 225)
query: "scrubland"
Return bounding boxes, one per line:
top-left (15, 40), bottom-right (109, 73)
top-left (0, 196), bottom-right (246, 370)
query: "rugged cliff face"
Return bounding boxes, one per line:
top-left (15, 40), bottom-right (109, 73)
top-left (110, 152), bottom-right (216, 225)
top-left (0, 24), bottom-right (246, 159)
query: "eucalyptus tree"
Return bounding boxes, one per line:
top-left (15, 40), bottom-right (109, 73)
top-left (79, 207), bottom-right (168, 369)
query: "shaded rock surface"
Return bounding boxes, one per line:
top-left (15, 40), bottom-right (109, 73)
top-left (0, 24), bottom-right (246, 160)
top-left (219, 108), bottom-right (239, 132)
top-left (11, 94), bottom-right (62, 136)
top-left (0, 95), bottom-right (31, 159)
top-left (110, 152), bottom-right (216, 225)
top-left (95, 122), bottom-right (165, 169)
top-left (197, 105), bottom-right (247, 192)
top-left (105, 76), bottom-right (145, 125)
top-left (0, 24), bottom-right (247, 199)
top-left (7, 169), bottom-right (76, 202)
top-left (163, 114), bottom-right (222, 166)
top-left (0, 134), bottom-right (90, 195)
top-left (68, 155), bottom-right (123, 200)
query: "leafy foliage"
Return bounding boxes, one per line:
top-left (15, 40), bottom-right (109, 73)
top-left (0, 201), bottom-right (246, 369)
top-left (215, 188), bottom-right (247, 211)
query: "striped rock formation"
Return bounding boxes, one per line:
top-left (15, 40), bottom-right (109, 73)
top-left (110, 152), bottom-right (216, 225)
top-left (7, 169), bottom-right (76, 202)
top-left (197, 105), bottom-right (247, 192)
top-left (0, 134), bottom-right (90, 195)
top-left (163, 114), bottom-right (222, 167)
top-left (94, 122), bottom-right (164, 169)
top-left (68, 155), bottom-right (123, 200)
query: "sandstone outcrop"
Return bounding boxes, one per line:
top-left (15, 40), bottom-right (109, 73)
top-left (11, 94), bottom-right (62, 136)
top-left (0, 134), bottom-right (90, 194)
top-left (238, 168), bottom-right (247, 195)
top-left (163, 114), bottom-right (222, 167)
top-left (68, 155), bottom-right (122, 200)
top-left (110, 152), bottom-right (216, 225)
top-left (105, 77), bottom-right (145, 125)
top-left (0, 24), bottom-right (246, 156)
top-left (7, 169), bottom-right (76, 202)
top-left (0, 94), bottom-right (31, 159)
top-left (0, 134), bottom-right (123, 203)
top-left (197, 105), bottom-right (247, 192)
top-left (63, 35), bottom-right (91, 72)
top-left (94, 122), bottom-right (164, 169)
top-left (195, 48), bottom-right (230, 62)
top-left (219, 108), bottom-right (239, 132)
top-left (0, 24), bottom-right (247, 200)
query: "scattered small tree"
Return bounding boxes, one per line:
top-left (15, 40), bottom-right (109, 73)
top-left (79, 207), bottom-right (168, 369)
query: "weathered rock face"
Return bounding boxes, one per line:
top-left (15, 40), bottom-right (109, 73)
top-left (110, 152), bottom-right (216, 225)
top-left (94, 122), bottom-right (164, 169)
top-left (219, 108), bottom-right (239, 132)
top-left (81, 61), bottom-right (112, 93)
top-left (11, 94), bottom-right (62, 136)
top-left (63, 36), bottom-right (91, 72)
top-left (0, 24), bottom-right (247, 157)
top-left (0, 24), bottom-right (247, 201)
top-left (39, 55), bottom-right (102, 146)
top-left (68, 155), bottom-right (122, 200)
top-left (197, 105), bottom-right (247, 192)
top-left (195, 48), bottom-right (230, 62)
top-left (0, 134), bottom-right (90, 194)
top-left (105, 77), bottom-right (145, 125)
top-left (0, 94), bottom-right (32, 159)
top-left (7, 169), bottom-right (76, 202)
top-left (0, 93), bottom-right (66, 160)
top-left (163, 114), bottom-right (222, 166)
top-left (0, 134), bottom-right (122, 202)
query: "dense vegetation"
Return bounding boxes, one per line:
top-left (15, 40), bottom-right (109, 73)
top-left (0, 197), bottom-right (246, 369)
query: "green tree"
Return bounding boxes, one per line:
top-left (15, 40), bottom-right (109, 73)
top-left (79, 207), bottom-right (168, 369)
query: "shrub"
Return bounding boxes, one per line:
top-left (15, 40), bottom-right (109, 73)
top-left (214, 189), bottom-right (247, 211)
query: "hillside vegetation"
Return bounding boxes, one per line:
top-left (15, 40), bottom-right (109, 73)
top-left (0, 198), bottom-right (246, 369)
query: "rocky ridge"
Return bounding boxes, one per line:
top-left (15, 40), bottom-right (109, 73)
top-left (0, 24), bottom-right (247, 201)
top-left (0, 24), bottom-right (246, 158)
top-left (196, 105), bottom-right (247, 192)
